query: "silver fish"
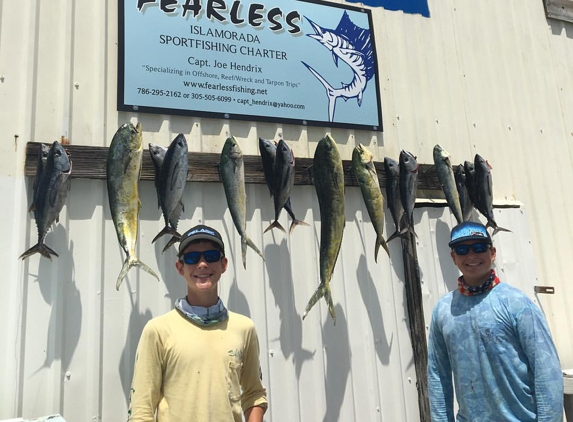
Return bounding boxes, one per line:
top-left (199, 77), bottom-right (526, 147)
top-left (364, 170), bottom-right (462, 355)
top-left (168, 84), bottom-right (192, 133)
top-left (463, 160), bottom-right (478, 208)
top-left (352, 144), bottom-right (389, 261)
top-left (265, 140), bottom-right (295, 233)
top-left (258, 137), bottom-right (308, 234)
top-left (433, 145), bottom-right (463, 224)
top-left (303, 135), bottom-right (345, 325)
top-left (473, 154), bottom-right (511, 236)
top-left (107, 122), bottom-right (159, 290)
top-left (220, 136), bottom-right (264, 268)
top-left (454, 164), bottom-right (473, 222)
top-left (399, 150), bottom-right (418, 236)
top-left (149, 143), bottom-right (167, 208)
top-left (151, 134), bottom-right (189, 252)
top-left (384, 157), bottom-right (405, 243)
top-left (20, 141), bottom-right (72, 260)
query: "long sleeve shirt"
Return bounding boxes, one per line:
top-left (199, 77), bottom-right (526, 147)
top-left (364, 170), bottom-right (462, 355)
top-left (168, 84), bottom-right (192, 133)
top-left (128, 309), bottom-right (268, 422)
top-left (428, 283), bottom-right (563, 422)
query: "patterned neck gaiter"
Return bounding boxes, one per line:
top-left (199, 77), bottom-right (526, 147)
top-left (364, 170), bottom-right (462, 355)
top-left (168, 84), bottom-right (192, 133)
top-left (175, 296), bottom-right (229, 326)
top-left (458, 270), bottom-right (500, 296)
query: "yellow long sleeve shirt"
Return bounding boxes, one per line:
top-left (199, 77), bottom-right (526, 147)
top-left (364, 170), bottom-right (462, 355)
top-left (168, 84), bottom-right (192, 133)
top-left (128, 309), bottom-right (268, 422)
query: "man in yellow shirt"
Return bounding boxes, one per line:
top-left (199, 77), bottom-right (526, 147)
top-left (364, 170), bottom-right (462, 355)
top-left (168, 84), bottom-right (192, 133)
top-left (128, 224), bottom-right (268, 422)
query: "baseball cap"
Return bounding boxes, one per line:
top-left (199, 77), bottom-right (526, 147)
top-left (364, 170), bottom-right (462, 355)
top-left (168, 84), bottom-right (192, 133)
top-left (448, 221), bottom-right (492, 248)
top-left (178, 225), bottom-right (225, 257)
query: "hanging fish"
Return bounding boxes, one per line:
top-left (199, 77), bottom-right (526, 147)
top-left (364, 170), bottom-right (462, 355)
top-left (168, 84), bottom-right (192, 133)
top-left (463, 160), bottom-right (478, 208)
top-left (151, 134), bottom-right (189, 252)
top-left (220, 136), bottom-right (264, 269)
top-left (149, 143), bottom-right (168, 209)
top-left (20, 141), bottom-right (72, 260)
top-left (384, 157), bottom-right (405, 243)
top-left (473, 154), bottom-right (511, 236)
top-left (258, 137), bottom-right (308, 234)
top-left (107, 122), bottom-right (159, 290)
top-left (29, 143), bottom-right (50, 212)
top-left (303, 135), bottom-right (345, 325)
top-left (352, 144), bottom-right (389, 261)
top-left (264, 139), bottom-right (295, 233)
top-left (399, 150), bottom-right (418, 236)
top-left (433, 145), bottom-right (463, 224)
top-left (454, 164), bottom-right (473, 222)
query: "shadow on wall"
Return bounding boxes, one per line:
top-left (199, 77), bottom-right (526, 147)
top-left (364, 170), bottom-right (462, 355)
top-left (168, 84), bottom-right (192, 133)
top-left (322, 304), bottom-right (351, 422)
top-left (265, 240), bottom-right (315, 380)
top-left (436, 219), bottom-right (463, 292)
top-left (345, 0), bottom-right (430, 18)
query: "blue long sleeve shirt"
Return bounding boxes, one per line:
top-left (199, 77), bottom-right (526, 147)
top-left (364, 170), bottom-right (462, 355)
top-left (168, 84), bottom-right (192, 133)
top-left (427, 282), bottom-right (563, 421)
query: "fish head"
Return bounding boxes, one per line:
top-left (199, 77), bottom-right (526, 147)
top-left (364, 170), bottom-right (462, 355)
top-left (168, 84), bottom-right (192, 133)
top-left (399, 150), bottom-right (418, 172)
top-left (259, 137), bottom-right (277, 159)
top-left (223, 136), bottom-right (243, 161)
top-left (383, 157), bottom-right (399, 176)
top-left (149, 143), bottom-right (167, 166)
top-left (48, 141), bottom-right (72, 173)
top-left (463, 160), bottom-right (475, 175)
top-left (170, 133), bottom-right (189, 158)
top-left (353, 144), bottom-right (374, 170)
top-left (305, 16), bottom-right (335, 52)
top-left (277, 139), bottom-right (294, 167)
top-left (474, 154), bottom-right (491, 173)
top-left (115, 122), bottom-right (143, 152)
top-left (40, 144), bottom-right (50, 162)
top-left (433, 144), bottom-right (450, 162)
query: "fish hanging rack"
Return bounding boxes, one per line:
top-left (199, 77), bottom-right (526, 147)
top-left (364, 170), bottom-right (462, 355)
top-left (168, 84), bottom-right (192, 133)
top-left (24, 142), bottom-right (445, 190)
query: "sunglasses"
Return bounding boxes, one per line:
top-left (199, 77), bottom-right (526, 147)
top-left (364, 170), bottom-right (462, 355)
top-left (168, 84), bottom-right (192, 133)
top-left (182, 250), bottom-right (223, 265)
top-left (453, 243), bottom-right (490, 256)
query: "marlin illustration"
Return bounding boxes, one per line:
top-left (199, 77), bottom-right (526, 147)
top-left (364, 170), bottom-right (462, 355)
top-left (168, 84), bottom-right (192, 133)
top-left (302, 12), bottom-right (375, 122)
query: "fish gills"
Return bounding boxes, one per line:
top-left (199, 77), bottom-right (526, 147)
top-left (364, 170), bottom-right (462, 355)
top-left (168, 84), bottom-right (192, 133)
top-left (352, 144), bottom-right (389, 261)
top-left (220, 136), bottom-right (264, 269)
top-left (20, 141), bottom-right (72, 260)
top-left (107, 122), bottom-right (159, 289)
top-left (152, 134), bottom-right (189, 250)
top-left (384, 157), bottom-right (405, 243)
top-left (433, 145), bottom-right (463, 224)
top-left (303, 135), bottom-right (345, 325)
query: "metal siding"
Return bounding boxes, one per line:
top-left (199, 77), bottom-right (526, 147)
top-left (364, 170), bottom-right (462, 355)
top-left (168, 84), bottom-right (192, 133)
top-left (2, 0), bottom-right (573, 420)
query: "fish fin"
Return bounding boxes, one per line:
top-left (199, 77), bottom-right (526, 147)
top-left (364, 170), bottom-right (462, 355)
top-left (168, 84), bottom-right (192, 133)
top-left (19, 243), bottom-right (59, 260)
top-left (386, 230), bottom-right (401, 243)
top-left (162, 236), bottom-right (180, 253)
top-left (488, 222), bottom-right (512, 236)
top-left (375, 236), bottom-right (390, 262)
top-left (289, 219), bottom-right (310, 234)
top-left (245, 235), bottom-right (265, 262)
top-left (152, 226), bottom-right (181, 243)
top-left (116, 256), bottom-right (160, 290)
top-left (241, 238), bottom-right (247, 269)
top-left (263, 221), bottom-right (286, 234)
top-left (302, 282), bottom-right (336, 325)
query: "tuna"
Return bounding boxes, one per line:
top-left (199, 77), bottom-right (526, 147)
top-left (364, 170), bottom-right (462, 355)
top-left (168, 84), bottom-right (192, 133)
top-left (384, 157), bottom-right (405, 243)
top-left (399, 150), bottom-right (419, 236)
top-left (433, 145), bottom-right (463, 224)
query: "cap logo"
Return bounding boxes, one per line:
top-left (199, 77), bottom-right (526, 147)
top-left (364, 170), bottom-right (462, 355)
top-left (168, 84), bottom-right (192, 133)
top-left (187, 228), bottom-right (215, 237)
top-left (470, 231), bottom-right (485, 237)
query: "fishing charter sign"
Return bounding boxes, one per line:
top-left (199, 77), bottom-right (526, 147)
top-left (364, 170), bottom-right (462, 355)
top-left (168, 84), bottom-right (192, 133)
top-left (118, 0), bottom-right (383, 131)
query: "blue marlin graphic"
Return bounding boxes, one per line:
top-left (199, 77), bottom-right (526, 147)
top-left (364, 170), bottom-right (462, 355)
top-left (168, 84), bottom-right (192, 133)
top-left (302, 12), bottom-right (375, 122)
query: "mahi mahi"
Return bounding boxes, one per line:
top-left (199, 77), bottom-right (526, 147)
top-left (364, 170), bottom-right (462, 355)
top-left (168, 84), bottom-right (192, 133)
top-left (352, 144), bottom-right (389, 261)
top-left (220, 136), bottom-right (265, 268)
top-left (303, 135), bottom-right (345, 325)
top-left (20, 141), bottom-right (72, 260)
top-left (107, 122), bottom-right (159, 290)
top-left (433, 144), bottom-right (463, 224)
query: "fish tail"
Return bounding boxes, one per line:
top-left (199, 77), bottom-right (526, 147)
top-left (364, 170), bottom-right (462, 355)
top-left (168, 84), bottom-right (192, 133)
top-left (116, 256), bottom-right (160, 290)
top-left (245, 235), bottom-right (265, 262)
top-left (263, 220), bottom-right (286, 234)
top-left (302, 282), bottom-right (336, 325)
top-left (288, 219), bottom-right (310, 234)
top-left (488, 222), bottom-right (512, 236)
top-left (19, 242), bottom-right (59, 261)
top-left (241, 238), bottom-right (247, 269)
top-left (375, 236), bottom-right (391, 262)
top-left (152, 226), bottom-right (181, 244)
top-left (162, 236), bottom-right (180, 253)
top-left (386, 230), bottom-right (402, 243)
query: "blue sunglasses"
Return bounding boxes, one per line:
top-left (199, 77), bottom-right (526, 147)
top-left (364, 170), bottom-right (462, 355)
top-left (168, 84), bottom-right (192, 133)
top-left (182, 250), bottom-right (223, 264)
top-left (453, 243), bottom-right (490, 256)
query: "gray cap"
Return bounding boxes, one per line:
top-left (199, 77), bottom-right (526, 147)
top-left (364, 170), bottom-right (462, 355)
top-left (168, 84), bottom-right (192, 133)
top-left (449, 221), bottom-right (492, 248)
top-left (178, 225), bottom-right (225, 257)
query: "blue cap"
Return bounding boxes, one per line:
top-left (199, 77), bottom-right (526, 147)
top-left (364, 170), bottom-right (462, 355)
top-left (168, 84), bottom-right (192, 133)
top-left (449, 221), bottom-right (492, 248)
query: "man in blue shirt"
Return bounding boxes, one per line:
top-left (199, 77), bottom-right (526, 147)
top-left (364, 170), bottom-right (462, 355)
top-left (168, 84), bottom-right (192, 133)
top-left (427, 221), bottom-right (563, 421)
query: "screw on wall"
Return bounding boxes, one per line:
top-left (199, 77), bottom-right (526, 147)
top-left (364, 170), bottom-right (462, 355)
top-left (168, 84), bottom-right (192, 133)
top-left (14, 134), bottom-right (18, 151)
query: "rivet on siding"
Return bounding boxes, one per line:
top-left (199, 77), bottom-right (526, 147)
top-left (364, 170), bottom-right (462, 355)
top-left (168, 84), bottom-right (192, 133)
top-left (396, 114), bottom-right (400, 120)
top-left (0, 75), bottom-right (4, 82)
top-left (435, 119), bottom-right (439, 124)
top-left (408, 377), bottom-right (412, 384)
top-left (65, 372), bottom-right (71, 380)
top-left (473, 122), bottom-right (476, 127)
top-left (74, 82), bottom-right (80, 89)
top-left (269, 350), bottom-right (275, 357)
top-left (540, 128), bottom-right (543, 133)
top-left (507, 125), bottom-right (511, 131)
